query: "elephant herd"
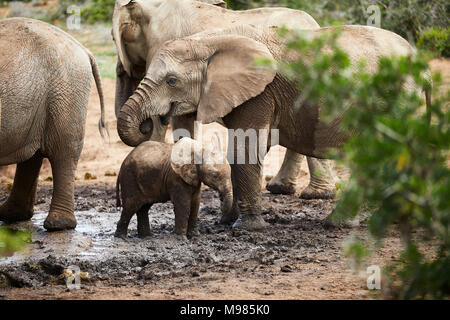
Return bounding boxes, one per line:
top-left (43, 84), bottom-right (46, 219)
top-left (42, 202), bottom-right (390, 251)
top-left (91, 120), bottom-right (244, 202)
top-left (0, 0), bottom-right (426, 235)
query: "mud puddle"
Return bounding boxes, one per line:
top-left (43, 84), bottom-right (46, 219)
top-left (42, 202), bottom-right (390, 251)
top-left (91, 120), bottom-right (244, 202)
top-left (0, 184), bottom-right (351, 290)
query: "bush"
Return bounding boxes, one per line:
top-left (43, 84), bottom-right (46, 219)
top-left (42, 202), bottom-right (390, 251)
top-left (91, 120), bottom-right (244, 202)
top-left (417, 27), bottom-right (450, 58)
top-left (0, 226), bottom-right (31, 257)
top-left (265, 28), bottom-right (449, 299)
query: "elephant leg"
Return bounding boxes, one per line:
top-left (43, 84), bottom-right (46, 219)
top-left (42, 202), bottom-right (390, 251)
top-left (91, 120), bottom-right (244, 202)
top-left (136, 204), bottom-right (151, 238)
top-left (115, 203), bottom-right (136, 238)
top-left (0, 153), bottom-right (43, 223)
top-left (43, 156), bottom-right (77, 231)
top-left (172, 190), bottom-right (192, 238)
top-left (266, 149), bottom-right (304, 195)
top-left (300, 157), bottom-right (337, 199)
top-left (187, 189), bottom-right (201, 238)
top-left (220, 198), bottom-right (240, 225)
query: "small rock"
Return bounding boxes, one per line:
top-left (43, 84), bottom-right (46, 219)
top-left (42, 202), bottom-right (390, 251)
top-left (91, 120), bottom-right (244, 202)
top-left (84, 172), bottom-right (97, 180)
top-left (105, 171), bottom-right (117, 177)
top-left (280, 265), bottom-right (293, 273)
top-left (264, 291), bottom-right (274, 296)
top-left (192, 271), bottom-right (200, 277)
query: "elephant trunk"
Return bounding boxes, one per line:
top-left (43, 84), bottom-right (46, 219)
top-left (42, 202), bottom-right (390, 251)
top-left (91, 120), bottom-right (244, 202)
top-left (117, 78), bottom-right (155, 147)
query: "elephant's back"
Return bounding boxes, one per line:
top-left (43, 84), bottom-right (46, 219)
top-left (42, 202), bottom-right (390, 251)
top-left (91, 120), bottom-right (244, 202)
top-left (235, 8), bottom-right (320, 30)
top-left (120, 142), bottom-right (173, 199)
top-left (0, 18), bottom-right (91, 81)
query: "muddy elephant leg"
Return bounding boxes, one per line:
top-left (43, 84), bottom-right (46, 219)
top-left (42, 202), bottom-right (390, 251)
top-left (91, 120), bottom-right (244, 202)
top-left (300, 157), bottom-right (336, 199)
top-left (266, 149), bottom-right (304, 194)
top-left (227, 126), bottom-right (267, 230)
top-left (115, 204), bottom-right (136, 238)
top-left (187, 189), bottom-right (201, 238)
top-left (267, 150), bottom-right (337, 198)
top-left (43, 156), bottom-right (77, 231)
top-left (136, 204), bottom-right (151, 238)
top-left (220, 198), bottom-right (240, 225)
top-left (0, 153), bottom-right (43, 223)
top-left (172, 190), bottom-right (192, 238)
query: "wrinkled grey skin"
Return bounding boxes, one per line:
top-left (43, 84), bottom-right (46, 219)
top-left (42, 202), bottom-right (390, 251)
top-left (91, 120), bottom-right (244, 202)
top-left (112, 0), bottom-right (337, 199)
top-left (115, 138), bottom-right (234, 239)
top-left (117, 25), bottom-right (426, 231)
top-left (0, 18), bottom-right (107, 231)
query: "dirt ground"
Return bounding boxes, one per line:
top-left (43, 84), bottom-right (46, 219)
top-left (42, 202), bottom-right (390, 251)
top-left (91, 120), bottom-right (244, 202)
top-left (0, 57), bottom-right (448, 300)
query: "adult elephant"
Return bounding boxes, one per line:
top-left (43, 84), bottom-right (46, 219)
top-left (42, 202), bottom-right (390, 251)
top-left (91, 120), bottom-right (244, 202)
top-left (116, 24), bottom-right (428, 231)
top-left (112, 0), bottom-right (337, 199)
top-left (0, 18), bottom-right (106, 231)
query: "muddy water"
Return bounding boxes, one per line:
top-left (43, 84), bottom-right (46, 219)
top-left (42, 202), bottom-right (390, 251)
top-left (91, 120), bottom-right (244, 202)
top-left (0, 184), bottom-right (346, 288)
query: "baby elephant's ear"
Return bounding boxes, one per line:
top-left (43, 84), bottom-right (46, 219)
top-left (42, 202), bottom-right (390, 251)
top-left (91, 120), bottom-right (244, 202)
top-left (170, 138), bottom-right (201, 186)
top-left (197, 35), bottom-right (276, 124)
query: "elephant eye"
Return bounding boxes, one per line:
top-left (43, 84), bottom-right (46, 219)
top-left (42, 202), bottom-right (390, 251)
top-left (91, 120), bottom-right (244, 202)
top-left (167, 77), bottom-right (177, 87)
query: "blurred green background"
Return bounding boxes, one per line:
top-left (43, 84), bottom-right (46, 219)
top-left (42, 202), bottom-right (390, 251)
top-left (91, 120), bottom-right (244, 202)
top-left (0, 0), bottom-right (448, 80)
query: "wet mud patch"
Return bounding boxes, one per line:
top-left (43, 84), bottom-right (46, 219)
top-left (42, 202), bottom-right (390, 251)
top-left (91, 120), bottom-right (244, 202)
top-left (0, 184), bottom-right (354, 291)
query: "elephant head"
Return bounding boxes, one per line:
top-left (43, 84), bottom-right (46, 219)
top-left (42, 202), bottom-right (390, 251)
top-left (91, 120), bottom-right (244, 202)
top-left (117, 28), bottom-right (276, 146)
top-left (112, 0), bottom-right (229, 142)
top-left (170, 137), bottom-right (233, 217)
top-left (112, 0), bottom-right (227, 113)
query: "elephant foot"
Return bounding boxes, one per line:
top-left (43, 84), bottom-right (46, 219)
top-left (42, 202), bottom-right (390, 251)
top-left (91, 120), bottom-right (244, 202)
top-left (187, 228), bottom-right (200, 239)
top-left (0, 199), bottom-right (34, 223)
top-left (232, 214), bottom-right (268, 232)
top-left (137, 225), bottom-right (151, 239)
top-left (170, 233), bottom-right (188, 242)
top-left (299, 184), bottom-right (335, 200)
top-left (44, 210), bottom-right (77, 231)
top-left (266, 180), bottom-right (296, 195)
top-left (114, 229), bottom-right (128, 239)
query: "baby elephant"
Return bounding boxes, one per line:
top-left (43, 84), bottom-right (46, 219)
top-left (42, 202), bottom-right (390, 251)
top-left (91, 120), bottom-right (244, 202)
top-left (115, 137), bottom-right (233, 238)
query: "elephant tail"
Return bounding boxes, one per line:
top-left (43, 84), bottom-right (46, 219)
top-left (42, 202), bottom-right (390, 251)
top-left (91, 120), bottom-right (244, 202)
top-left (116, 172), bottom-right (121, 208)
top-left (87, 50), bottom-right (109, 141)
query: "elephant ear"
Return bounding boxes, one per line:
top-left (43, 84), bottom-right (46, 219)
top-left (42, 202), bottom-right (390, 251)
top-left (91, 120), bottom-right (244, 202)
top-left (170, 138), bottom-right (202, 186)
top-left (197, 36), bottom-right (276, 124)
top-left (113, 0), bottom-right (132, 76)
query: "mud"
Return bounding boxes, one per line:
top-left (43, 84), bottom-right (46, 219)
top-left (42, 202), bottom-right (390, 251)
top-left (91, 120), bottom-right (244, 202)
top-left (0, 183), bottom-right (347, 289)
